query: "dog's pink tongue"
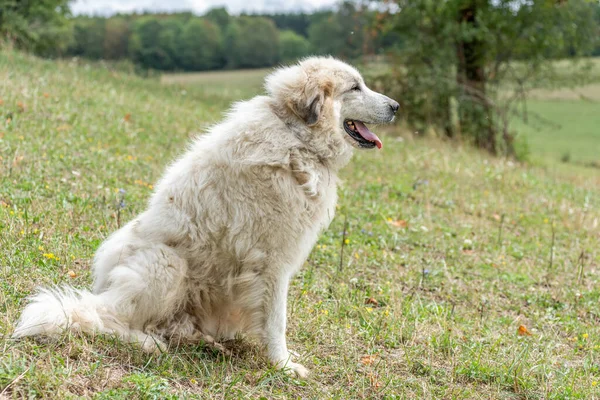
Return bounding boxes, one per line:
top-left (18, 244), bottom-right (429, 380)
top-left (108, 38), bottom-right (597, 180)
top-left (354, 121), bottom-right (382, 149)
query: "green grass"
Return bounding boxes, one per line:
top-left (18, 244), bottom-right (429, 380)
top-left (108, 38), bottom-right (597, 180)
top-left (1, 50), bottom-right (600, 398)
top-left (512, 99), bottom-right (600, 165)
top-left (160, 68), bottom-right (269, 102)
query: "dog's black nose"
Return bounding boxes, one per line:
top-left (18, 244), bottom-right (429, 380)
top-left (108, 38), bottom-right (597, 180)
top-left (390, 101), bottom-right (400, 114)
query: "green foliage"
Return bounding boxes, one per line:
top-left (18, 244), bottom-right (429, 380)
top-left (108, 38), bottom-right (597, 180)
top-left (68, 17), bottom-right (106, 60)
top-left (376, 0), bottom-right (600, 156)
top-left (513, 133), bottom-right (531, 163)
top-left (155, 19), bottom-right (181, 69)
top-left (128, 17), bottom-right (174, 70)
top-left (0, 0), bottom-right (72, 56)
top-left (103, 17), bottom-right (130, 60)
top-left (260, 12), bottom-right (312, 37)
top-left (177, 18), bottom-right (223, 71)
top-left (205, 7), bottom-right (230, 30)
top-left (279, 30), bottom-right (311, 63)
top-left (308, 2), bottom-right (371, 59)
top-left (226, 17), bottom-right (280, 69)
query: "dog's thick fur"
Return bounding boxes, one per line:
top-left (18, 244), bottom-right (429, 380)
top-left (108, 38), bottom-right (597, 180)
top-left (13, 57), bottom-right (398, 377)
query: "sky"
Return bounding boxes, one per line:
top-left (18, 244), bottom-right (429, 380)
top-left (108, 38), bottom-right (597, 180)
top-left (70, 0), bottom-right (339, 16)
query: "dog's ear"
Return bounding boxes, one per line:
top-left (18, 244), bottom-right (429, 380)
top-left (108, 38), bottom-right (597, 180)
top-left (265, 65), bottom-right (331, 127)
top-left (303, 89), bottom-right (324, 126)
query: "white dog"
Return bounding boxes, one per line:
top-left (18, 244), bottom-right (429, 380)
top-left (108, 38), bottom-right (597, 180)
top-left (13, 57), bottom-right (398, 378)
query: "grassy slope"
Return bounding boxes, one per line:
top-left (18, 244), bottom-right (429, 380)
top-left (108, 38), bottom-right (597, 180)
top-left (1, 51), bottom-right (600, 399)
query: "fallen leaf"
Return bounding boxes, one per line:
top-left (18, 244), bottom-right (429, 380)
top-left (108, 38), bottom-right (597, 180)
top-left (389, 219), bottom-right (408, 228)
top-left (124, 113), bottom-right (131, 122)
top-left (12, 155), bottom-right (24, 166)
top-left (17, 102), bottom-right (25, 112)
top-left (368, 372), bottom-right (382, 388)
top-left (518, 325), bottom-right (532, 336)
top-left (365, 297), bottom-right (379, 307)
top-left (360, 355), bottom-right (378, 365)
top-left (462, 249), bottom-right (475, 255)
top-left (0, 98), bottom-right (3, 105)
top-left (68, 270), bottom-right (77, 278)
top-left (43, 93), bottom-right (50, 98)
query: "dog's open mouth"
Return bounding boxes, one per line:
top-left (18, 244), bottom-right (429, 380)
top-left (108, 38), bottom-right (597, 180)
top-left (344, 120), bottom-right (382, 149)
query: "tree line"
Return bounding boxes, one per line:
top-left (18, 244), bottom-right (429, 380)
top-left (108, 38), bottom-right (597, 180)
top-left (26, 3), bottom-right (399, 71)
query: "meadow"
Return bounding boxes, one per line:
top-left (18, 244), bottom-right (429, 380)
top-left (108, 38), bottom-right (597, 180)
top-left (1, 50), bottom-right (600, 398)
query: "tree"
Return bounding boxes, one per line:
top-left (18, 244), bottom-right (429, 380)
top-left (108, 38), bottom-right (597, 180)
top-left (158, 18), bottom-right (184, 68)
top-left (103, 17), bottom-right (130, 60)
top-left (177, 18), bottom-right (223, 71)
top-left (68, 17), bottom-right (106, 60)
top-left (0, 0), bottom-right (72, 56)
top-left (205, 7), bottom-right (230, 30)
top-left (128, 16), bottom-right (174, 70)
top-left (262, 12), bottom-right (311, 37)
top-left (455, 0), bottom-right (495, 152)
top-left (279, 30), bottom-right (311, 63)
top-left (223, 20), bottom-right (241, 68)
top-left (226, 17), bottom-right (279, 69)
top-left (307, 2), bottom-right (373, 59)
top-left (378, 0), bottom-right (598, 157)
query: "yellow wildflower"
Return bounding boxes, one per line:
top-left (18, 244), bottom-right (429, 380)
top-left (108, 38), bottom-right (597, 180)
top-left (42, 253), bottom-right (58, 261)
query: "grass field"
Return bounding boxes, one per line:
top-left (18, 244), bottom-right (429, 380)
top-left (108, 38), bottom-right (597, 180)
top-left (1, 50), bottom-right (600, 398)
top-left (160, 68), bottom-right (268, 102)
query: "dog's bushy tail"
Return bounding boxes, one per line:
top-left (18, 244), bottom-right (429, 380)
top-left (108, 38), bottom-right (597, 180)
top-left (12, 287), bottom-right (121, 339)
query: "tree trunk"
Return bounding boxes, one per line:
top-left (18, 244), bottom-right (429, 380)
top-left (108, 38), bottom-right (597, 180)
top-left (456, 0), bottom-right (496, 153)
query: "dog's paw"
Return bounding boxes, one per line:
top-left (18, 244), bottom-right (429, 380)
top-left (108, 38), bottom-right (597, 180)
top-left (275, 359), bottom-right (309, 378)
top-left (139, 335), bottom-right (167, 354)
top-left (285, 361), bottom-right (309, 378)
top-left (201, 334), bottom-right (232, 356)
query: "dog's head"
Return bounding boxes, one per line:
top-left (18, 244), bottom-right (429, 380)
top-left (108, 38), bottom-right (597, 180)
top-left (266, 57), bottom-right (399, 150)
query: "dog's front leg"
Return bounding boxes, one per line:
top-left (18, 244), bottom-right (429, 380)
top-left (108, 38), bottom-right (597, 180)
top-left (261, 272), bottom-right (309, 378)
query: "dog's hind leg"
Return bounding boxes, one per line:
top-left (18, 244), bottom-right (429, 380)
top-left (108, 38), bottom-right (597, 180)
top-left (91, 243), bottom-right (189, 352)
top-left (151, 312), bottom-right (232, 355)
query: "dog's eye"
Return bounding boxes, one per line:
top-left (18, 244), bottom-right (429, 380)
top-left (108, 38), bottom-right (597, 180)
top-left (351, 84), bottom-right (361, 92)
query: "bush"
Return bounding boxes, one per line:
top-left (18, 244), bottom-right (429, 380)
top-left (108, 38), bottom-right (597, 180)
top-left (279, 30), bottom-right (311, 63)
